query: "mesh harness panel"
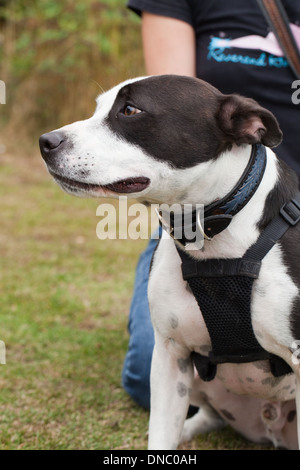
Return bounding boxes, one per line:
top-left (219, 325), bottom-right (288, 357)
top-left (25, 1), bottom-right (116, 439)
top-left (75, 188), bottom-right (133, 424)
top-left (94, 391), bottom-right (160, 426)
top-left (187, 268), bottom-right (262, 359)
top-left (176, 193), bottom-right (300, 381)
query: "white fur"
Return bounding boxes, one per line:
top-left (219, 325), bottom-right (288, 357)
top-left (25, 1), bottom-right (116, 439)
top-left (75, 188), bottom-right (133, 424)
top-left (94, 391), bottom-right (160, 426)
top-left (147, 147), bottom-right (299, 448)
top-left (42, 77), bottom-right (300, 450)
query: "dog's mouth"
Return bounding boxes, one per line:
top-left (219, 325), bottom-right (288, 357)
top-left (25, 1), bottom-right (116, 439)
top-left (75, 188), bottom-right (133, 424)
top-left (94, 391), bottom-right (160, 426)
top-left (50, 171), bottom-right (150, 194)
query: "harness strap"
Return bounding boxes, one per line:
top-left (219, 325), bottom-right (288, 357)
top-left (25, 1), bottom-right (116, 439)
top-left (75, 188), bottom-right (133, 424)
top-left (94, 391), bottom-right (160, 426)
top-left (245, 192), bottom-right (300, 260)
top-left (177, 192), bottom-right (300, 381)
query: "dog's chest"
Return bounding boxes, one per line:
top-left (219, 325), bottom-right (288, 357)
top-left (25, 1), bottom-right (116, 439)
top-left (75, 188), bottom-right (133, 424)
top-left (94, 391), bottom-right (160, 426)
top-left (149, 238), bottom-right (297, 400)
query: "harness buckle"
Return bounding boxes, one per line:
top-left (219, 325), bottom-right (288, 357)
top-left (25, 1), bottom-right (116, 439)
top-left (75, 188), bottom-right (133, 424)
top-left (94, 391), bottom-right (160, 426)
top-left (196, 210), bottom-right (212, 241)
top-left (155, 208), bottom-right (188, 250)
top-left (155, 208), bottom-right (206, 250)
top-left (280, 197), bottom-right (300, 226)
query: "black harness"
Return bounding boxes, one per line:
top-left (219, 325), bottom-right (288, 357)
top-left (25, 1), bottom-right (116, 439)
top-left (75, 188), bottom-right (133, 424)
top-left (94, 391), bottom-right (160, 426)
top-left (157, 145), bottom-right (300, 381)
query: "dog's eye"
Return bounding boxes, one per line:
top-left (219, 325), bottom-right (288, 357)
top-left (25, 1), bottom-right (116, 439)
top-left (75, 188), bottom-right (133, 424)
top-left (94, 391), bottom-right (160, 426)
top-left (122, 105), bottom-right (142, 116)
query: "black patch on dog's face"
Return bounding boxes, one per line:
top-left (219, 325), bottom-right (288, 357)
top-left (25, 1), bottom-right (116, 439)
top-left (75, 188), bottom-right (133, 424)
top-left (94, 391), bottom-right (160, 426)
top-left (106, 75), bottom-right (224, 168)
top-left (106, 75), bottom-right (282, 169)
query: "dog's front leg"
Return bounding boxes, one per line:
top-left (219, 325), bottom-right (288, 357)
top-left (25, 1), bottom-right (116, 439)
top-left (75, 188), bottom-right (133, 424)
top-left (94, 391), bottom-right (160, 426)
top-left (148, 336), bottom-right (193, 450)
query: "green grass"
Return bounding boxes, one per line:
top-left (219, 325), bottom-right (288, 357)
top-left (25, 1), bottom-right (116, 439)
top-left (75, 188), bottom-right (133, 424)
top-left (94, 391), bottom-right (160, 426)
top-left (0, 151), bottom-right (270, 450)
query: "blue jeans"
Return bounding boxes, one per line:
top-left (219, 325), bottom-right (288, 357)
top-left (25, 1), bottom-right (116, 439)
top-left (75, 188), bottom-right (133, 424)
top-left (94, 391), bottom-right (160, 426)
top-left (122, 232), bottom-right (160, 410)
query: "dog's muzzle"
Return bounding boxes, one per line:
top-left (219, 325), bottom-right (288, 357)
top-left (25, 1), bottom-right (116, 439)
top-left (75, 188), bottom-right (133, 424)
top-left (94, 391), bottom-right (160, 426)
top-left (39, 131), bottom-right (151, 195)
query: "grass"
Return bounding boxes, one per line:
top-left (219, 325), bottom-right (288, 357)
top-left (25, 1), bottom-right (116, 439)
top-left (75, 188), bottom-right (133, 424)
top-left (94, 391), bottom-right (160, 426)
top-left (0, 149), bottom-right (271, 450)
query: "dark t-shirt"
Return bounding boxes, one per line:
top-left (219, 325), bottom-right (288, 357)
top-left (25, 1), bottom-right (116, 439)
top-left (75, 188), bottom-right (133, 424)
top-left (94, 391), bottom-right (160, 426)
top-left (127, 0), bottom-right (300, 176)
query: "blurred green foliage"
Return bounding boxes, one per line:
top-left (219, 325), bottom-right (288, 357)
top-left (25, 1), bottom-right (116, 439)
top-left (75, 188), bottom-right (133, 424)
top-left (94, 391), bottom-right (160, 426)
top-left (0, 0), bottom-right (144, 142)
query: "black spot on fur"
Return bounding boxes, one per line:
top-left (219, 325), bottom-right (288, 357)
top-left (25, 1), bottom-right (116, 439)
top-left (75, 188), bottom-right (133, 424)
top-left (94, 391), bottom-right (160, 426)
top-left (261, 376), bottom-right (285, 387)
top-left (177, 357), bottom-right (190, 373)
top-left (287, 410), bottom-right (296, 422)
top-left (220, 409), bottom-right (236, 421)
top-left (169, 315), bottom-right (179, 329)
top-left (177, 382), bottom-right (188, 397)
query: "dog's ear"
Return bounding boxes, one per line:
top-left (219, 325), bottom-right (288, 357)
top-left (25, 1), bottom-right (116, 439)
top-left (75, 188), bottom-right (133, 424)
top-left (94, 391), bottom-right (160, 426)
top-left (217, 94), bottom-right (282, 148)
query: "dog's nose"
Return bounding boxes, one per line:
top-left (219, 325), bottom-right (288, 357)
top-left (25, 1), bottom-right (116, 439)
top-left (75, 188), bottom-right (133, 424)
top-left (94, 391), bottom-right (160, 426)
top-left (39, 131), bottom-right (65, 158)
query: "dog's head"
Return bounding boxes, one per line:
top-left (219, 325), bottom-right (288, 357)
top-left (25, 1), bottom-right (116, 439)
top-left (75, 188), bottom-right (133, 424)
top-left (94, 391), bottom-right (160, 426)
top-left (39, 75), bottom-right (282, 204)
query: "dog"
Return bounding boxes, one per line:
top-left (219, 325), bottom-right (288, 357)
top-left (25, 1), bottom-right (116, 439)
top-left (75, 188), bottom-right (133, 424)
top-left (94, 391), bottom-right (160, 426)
top-left (39, 75), bottom-right (300, 450)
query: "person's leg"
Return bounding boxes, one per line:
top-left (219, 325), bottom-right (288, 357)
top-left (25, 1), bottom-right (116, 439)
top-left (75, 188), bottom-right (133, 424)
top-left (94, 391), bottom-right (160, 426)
top-left (122, 232), bottom-right (159, 409)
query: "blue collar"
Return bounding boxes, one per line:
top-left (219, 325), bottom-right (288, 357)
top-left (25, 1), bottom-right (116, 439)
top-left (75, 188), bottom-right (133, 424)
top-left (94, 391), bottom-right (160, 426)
top-left (205, 144), bottom-right (267, 217)
top-left (202, 144), bottom-right (267, 239)
top-left (157, 144), bottom-right (267, 243)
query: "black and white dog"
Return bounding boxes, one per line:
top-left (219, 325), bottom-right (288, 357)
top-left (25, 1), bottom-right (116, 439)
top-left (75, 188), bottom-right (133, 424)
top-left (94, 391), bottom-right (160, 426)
top-left (40, 75), bottom-right (300, 450)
